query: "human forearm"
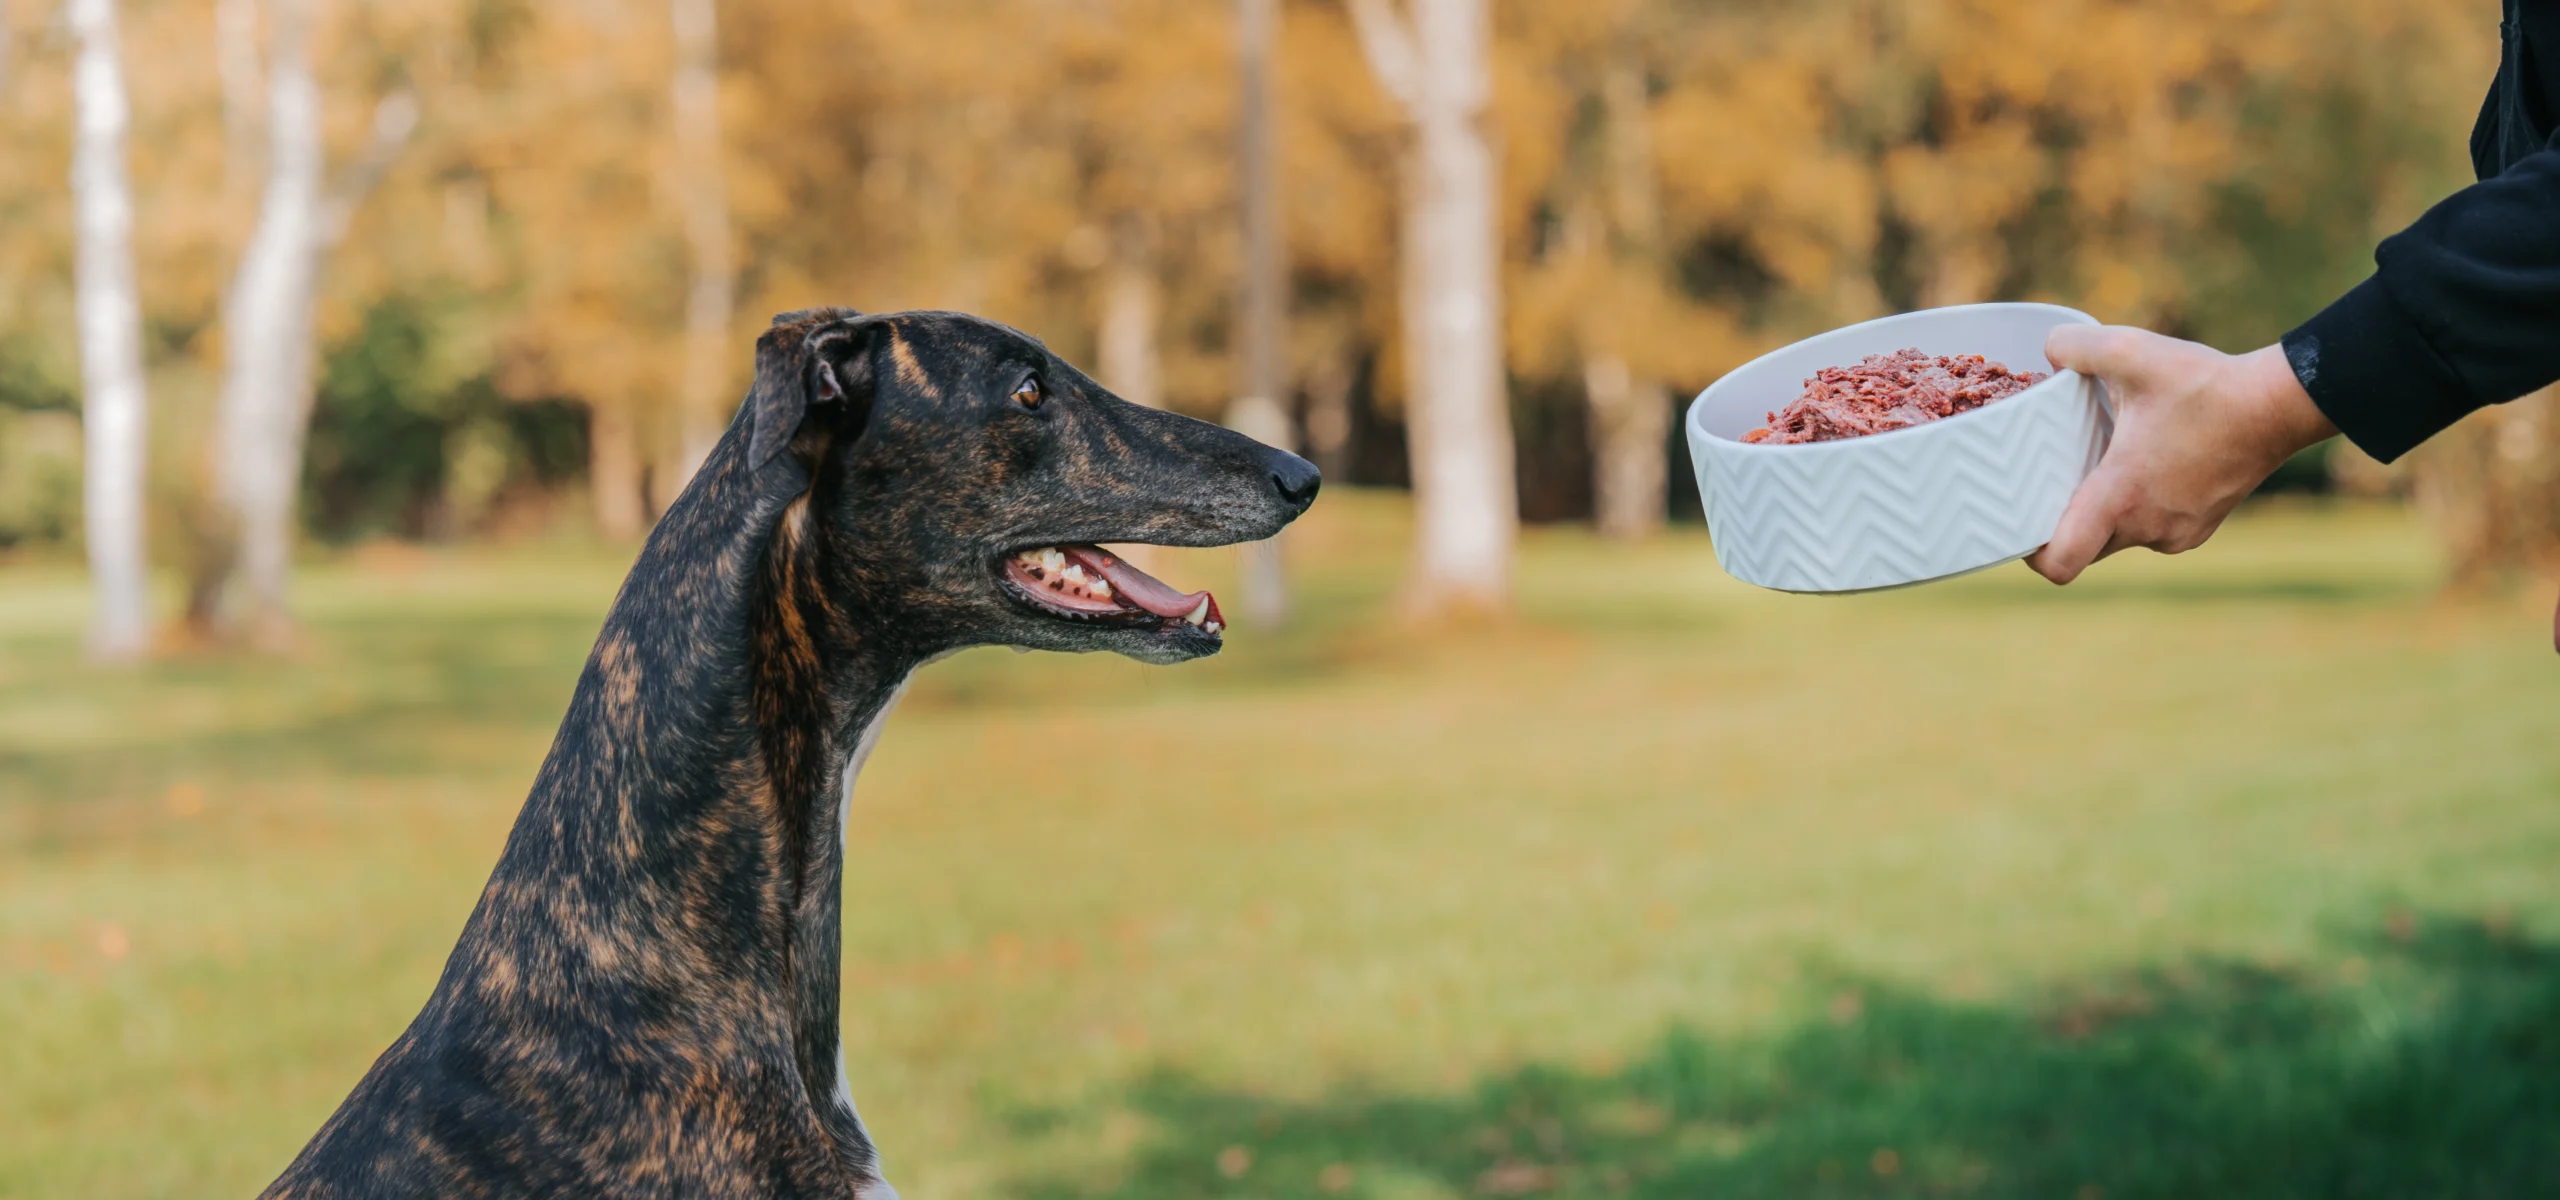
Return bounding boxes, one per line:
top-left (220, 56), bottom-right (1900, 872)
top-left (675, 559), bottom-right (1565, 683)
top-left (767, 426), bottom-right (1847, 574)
top-left (2283, 148), bottom-right (2560, 463)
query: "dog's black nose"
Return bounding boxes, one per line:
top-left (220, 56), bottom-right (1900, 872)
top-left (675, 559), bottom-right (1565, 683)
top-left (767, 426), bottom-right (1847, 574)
top-left (1265, 448), bottom-right (1322, 514)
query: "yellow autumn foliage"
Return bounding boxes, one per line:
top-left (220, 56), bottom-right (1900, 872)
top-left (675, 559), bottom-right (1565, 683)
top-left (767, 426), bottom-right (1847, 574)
top-left (0, 0), bottom-right (2497, 532)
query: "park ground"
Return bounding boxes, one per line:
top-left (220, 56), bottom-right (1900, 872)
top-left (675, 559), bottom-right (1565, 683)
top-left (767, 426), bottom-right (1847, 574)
top-left (4, 492), bottom-right (2558, 1198)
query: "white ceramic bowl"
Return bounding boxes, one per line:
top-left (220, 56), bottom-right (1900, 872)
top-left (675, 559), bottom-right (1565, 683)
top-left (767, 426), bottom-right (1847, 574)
top-left (1685, 303), bottom-right (2111, 594)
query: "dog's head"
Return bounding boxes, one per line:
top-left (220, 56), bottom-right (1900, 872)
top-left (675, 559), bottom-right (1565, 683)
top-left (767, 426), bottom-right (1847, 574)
top-left (742, 307), bottom-right (1318, 664)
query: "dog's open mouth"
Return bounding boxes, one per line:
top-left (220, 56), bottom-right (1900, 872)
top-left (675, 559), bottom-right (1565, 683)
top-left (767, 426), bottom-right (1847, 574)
top-left (1001, 545), bottom-right (1224, 635)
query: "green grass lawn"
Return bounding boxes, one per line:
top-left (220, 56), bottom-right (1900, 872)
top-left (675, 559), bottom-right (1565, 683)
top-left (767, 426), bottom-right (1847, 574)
top-left (4, 493), bottom-right (2557, 1198)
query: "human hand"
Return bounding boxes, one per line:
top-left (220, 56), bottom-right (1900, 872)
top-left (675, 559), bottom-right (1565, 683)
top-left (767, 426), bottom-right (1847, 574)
top-left (2026, 327), bottom-right (2338, 585)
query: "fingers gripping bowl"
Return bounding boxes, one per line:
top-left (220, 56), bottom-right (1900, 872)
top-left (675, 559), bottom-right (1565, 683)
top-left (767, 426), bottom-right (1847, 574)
top-left (1686, 303), bottom-right (2112, 594)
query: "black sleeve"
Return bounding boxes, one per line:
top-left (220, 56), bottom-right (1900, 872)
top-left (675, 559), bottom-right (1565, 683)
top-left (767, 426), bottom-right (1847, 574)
top-left (2281, 148), bottom-right (2560, 463)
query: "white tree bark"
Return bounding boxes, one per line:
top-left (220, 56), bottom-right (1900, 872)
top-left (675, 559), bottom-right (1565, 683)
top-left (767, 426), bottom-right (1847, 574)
top-left (214, 0), bottom-right (414, 645)
top-left (1302, 348), bottom-right (1354, 478)
top-left (1096, 213), bottom-right (1177, 578)
top-left (1586, 57), bottom-right (1667, 541)
top-left (216, 0), bottom-right (322, 647)
top-left (667, 0), bottom-right (734, 495)
top-left (1230, 0), bottom-right (1289, 627)
top-left (1350, 0), bottom-right (1515, 613)
top-left (2409, 385), bottom-right (2560, 583)
top-left (1583, 354), bottom-right (1667, 540)
top-left (590, 401), bottom-right (649, 541)
top-left (1098, 213), bottom-right (1162, 411)
top-left (69, 0), bottom-right (152, 661)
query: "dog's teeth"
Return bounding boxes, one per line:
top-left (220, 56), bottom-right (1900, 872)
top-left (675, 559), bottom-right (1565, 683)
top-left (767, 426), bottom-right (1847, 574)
top-left (1184, 598), bottom-right (1210, 626)
top-left (1061, 564), bottom-right (1086, 584)
top-left (1204, 620), bottom-right (1222, 634)
top-left (1040, 548), bottom-right (1066, 571)
top-left (1089, 577), bottom-right (1111, 598)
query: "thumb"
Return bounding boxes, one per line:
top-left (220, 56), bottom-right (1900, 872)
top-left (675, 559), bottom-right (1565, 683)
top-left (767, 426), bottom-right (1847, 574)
top-left (2045, 324), bottom-right (2150, 387)
top-left (2026, 469), bottom-right (2120, 585)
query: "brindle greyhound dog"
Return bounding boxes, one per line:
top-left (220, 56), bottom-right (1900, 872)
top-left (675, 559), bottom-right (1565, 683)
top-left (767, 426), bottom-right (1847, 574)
top-left (261, 307), bottom-right (1319, 1198)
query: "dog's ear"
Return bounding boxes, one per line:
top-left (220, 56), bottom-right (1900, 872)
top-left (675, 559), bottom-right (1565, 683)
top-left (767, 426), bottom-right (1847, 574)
top-left (747, 309), bottom-right (882, 472)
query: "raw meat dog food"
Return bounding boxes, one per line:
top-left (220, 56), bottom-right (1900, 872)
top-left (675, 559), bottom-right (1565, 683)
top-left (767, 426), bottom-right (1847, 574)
top-left (1743, 348), bottom-right (2048, 445)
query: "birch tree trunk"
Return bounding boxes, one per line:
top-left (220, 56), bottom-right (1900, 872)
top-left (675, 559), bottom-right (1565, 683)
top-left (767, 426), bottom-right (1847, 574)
top-left (1098, 213), bottom-right (1162, 411)
top-left (2408, 385), bottom-right (2560, 584)
top-left (1586, 56), bottom-right (1668, 541)
top-left (1303, 348), bottom-right (1355, 480)
top-left (1584, 354), bottom-right (1668, 540)
top-left (1350, 0), bottom-right (1515, 613)
top-left (69, 0), bottom-right (152, 661)
top-left (590, 401), bottom-right (649, 541)
top-left (214, 0), bottom-right (414, 646)
top-left (1095, 212), bottom-right (1169, 576)
top-left (215, 0), bottom-right (322, 648)
top-left (1229, 0), bottom-right (1290, 627)
top-left (667, 0), bottom-right (734, 496)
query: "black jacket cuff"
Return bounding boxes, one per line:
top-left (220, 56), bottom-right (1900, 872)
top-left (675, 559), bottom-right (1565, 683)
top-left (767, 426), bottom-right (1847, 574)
top-left (2280, 275), bottom-right (2481, 464)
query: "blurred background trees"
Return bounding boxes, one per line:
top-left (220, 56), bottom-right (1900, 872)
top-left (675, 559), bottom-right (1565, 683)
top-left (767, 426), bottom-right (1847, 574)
top-left (206, 0), bottom-right (414, 645)
top-left (0, 0), bottom-right (2534, 647)
top-left (64, 0), bottom-right (151, 659)
top-left (1352, 0), bottom-right (1517, 613)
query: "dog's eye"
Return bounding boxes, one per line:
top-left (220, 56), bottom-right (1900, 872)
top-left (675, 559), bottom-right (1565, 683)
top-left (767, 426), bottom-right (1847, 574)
top-left (1011, 376), bottom-right (1044, 410)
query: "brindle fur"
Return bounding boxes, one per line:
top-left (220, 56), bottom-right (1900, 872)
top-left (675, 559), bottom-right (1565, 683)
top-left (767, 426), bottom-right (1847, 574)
top-left (261, 308), bottom-right (1319, 1198)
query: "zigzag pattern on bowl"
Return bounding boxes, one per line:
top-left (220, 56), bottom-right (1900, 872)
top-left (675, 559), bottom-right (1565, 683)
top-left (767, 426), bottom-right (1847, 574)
top-left (1706, 378), bottom-right (2109, 593)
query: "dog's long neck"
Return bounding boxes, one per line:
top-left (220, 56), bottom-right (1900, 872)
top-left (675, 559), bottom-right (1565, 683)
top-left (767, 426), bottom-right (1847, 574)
top-left (437, 439), bottom-right (910, 1174)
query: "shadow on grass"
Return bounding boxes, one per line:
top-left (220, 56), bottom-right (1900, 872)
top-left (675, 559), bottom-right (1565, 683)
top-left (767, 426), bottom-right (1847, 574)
top-left (1016, 917), bottom-right (2560, 1199)
top-left (1933, 576), bottom-right (2420, 609)
top-left (0, 608), bottom-right (597, 801)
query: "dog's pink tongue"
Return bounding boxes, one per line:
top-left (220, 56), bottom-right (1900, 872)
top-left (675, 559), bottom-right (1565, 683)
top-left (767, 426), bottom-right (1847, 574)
top-left (1067, 545), bottom-right (1220, 624)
